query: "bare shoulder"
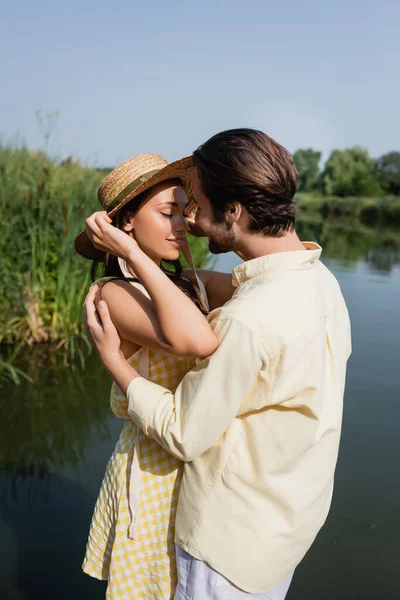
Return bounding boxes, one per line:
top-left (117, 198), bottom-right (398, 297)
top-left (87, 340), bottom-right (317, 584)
top-left (95, 278), bottom-right (151, 313)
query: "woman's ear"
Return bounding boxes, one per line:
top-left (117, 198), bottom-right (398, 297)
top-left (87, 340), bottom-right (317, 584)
top-left (121, 212), bottom-right (135, 233)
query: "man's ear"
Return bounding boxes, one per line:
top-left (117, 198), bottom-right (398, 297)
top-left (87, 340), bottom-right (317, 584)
top-left (225, 202), bottom-right (242, 224)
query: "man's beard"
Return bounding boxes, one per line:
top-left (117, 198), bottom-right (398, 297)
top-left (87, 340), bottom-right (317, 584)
top-left (208, 238), bottom-right (225, 254)
top-left (207, 225), bottom-right (236, 255)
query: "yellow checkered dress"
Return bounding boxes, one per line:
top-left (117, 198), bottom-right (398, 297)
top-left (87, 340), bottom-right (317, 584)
top-left (82, 282), bottom-right (196, 599)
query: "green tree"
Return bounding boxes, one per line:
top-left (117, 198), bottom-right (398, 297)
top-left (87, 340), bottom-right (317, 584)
top-left (321, 147), bottom-right (382, 197)
top-left (376, 152), bottom-right (400, 196)
top-left (293, 149), bottom-right (321, 192)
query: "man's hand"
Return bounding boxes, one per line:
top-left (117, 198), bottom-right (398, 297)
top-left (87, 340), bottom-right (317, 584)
top-left (84, 284), bottom-right (123, 369)
top-left (85, 211), bottom-right (139, 259)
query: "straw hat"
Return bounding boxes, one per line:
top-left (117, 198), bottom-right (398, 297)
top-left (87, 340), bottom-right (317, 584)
top-left (74, 153), bottom-right (195, 261)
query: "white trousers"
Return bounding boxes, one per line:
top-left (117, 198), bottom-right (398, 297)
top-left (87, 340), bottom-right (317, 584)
top-left (174, 546), bottom-right (294, 600)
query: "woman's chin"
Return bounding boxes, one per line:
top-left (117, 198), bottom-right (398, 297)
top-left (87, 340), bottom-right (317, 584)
top-left (162, 247), bottom-right (181, 261)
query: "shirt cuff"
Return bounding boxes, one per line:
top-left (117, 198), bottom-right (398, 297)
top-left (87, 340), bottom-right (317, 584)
top-left (126, 376), bottom-right (170, 435)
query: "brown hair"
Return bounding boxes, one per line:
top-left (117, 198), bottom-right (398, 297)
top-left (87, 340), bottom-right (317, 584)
top-left (193, 128), bottom-right (298, 237)
top-left (91, 181), bottom-right (207, 314)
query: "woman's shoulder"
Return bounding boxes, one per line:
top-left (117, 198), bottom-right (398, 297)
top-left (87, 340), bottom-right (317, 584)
top-left (92, 277), bottom-right (150, 299)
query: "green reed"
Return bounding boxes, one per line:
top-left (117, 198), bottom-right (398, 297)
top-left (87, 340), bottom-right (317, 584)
top-left (0, 145), bottom-right (102, 363)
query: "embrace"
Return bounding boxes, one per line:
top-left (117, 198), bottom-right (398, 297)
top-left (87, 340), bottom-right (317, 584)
top-left (75, 128), bottom-right (351, 600)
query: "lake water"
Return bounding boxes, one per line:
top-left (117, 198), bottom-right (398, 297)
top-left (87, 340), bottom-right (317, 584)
top-left (0, 219), bottom-right (399, 600)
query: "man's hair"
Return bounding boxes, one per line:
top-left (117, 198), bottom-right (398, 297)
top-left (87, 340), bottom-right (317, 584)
top-left (193, 128), bottom-right (298, 237)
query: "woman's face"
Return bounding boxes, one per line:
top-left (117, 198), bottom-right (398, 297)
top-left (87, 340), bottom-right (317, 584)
top-left (122, 182), bottom-right (190, 264)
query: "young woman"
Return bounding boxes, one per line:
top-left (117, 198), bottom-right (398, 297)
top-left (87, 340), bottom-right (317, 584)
top-left (75, 154), bottom-right (234, 600)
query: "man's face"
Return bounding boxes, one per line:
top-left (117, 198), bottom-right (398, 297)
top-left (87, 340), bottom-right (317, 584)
top-left (192, 172), bottom-right (237, 255)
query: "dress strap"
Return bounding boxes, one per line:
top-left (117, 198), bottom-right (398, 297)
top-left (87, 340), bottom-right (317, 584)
top-left (182, 240), bottom-right (210, 312)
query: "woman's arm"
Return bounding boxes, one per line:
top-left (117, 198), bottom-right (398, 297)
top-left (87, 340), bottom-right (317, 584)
top-left (86, 212), bottom-right (218, 359)
top-left (96, 280), bottom-right (216, 358)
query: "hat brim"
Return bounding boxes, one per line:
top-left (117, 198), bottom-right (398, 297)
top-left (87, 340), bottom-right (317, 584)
top-left (74, 155), bottom-right (195, 261)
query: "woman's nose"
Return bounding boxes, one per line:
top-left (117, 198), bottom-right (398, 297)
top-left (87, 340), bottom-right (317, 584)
top-left (175, 214), bottom-right (189, 233)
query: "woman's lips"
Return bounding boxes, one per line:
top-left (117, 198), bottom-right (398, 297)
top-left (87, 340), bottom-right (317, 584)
top-left (167, 238), bottom-right (184, 248)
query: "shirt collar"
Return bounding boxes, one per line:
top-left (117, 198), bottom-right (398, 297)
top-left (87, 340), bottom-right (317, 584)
top-left (232, 242), bottom-right (322, 287)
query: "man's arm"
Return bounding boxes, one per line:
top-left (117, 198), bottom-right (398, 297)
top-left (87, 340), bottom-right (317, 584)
top-left (126, 315), bottom-right (267, 460)
top-left (85, 288), bottom-right (269, 461)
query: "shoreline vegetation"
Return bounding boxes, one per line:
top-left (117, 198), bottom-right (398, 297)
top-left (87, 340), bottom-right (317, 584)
top-left (296, 192), bottom-right (400, 225)
top-left (1, 144), bottom-right (400, 385)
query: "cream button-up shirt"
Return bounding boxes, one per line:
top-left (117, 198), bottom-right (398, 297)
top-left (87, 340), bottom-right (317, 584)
top-left (127, 243), bottom-right (351, 593)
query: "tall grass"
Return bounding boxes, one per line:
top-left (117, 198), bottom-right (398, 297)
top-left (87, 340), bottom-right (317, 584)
top-left (0, 145), bottom-right (210, 383)
top-left (0, 146), bottom-right (103, 371)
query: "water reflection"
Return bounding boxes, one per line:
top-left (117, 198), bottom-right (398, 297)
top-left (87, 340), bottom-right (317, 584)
top-left (0, 351), bottom-right (112, 599)
top-left (296, 215), bottom-right (400, 273)
top-left (0, 350), bottom-right (112, 503)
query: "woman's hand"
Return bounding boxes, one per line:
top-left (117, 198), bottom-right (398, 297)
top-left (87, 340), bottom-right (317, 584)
top-left (85, 211), bottom-right (138, 260)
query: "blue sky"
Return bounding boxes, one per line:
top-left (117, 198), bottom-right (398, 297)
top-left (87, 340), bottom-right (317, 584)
top-left (1, 0), bottom-right (399, 166)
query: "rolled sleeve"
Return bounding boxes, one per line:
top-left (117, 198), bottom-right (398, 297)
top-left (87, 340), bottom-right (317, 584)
top-left (126, 376), bottom-right (169, 434)
top-left (127, 317), bottom-right (268, 461)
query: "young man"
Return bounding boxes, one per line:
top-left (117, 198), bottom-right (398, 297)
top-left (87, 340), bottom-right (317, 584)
top-left (84, 129), bottom-right (351, 599)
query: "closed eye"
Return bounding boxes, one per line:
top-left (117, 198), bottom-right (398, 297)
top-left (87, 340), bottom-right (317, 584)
top-left (161, 212), bottom-right (189, 219)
